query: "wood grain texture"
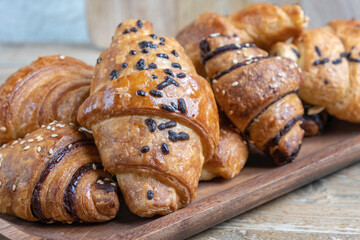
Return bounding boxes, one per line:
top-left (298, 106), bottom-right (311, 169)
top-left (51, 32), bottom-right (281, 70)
top-left (1, 44), bottom-right (360, 239)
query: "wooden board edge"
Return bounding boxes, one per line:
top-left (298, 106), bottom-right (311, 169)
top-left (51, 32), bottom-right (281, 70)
top-left (0, 218), bottom-right (42, 240)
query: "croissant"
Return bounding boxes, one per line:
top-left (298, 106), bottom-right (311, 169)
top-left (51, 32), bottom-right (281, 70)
top-left (77, 19), bottom-right (219, 217)
top-left (270, 20), bottom-right (360, 123)
top-left (200, 34), bottom-right (304, 165)
top-left (0, 122), bottom-right (119, 223)
top-left (200, 113), bottom-right (248, 181)
top-left (300, 103), bottom-right (328, 137)
top-left (176, 3), bottom-right (308, 77)
top-left (0, 55), bottom-right (93, 144)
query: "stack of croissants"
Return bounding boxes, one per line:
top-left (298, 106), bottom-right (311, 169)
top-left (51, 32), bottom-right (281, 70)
top-left (0, 3), bottom-right (359, 224)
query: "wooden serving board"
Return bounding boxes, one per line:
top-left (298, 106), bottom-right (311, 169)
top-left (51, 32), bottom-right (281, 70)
top-left (1, 119), bottom-right (360, 240)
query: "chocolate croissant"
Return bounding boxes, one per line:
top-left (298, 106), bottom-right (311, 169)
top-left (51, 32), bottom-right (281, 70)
top-left (270, 20), bottom-right (360, 123)
top-left (200, 34), bottom-right (304, 165)
top-left (200, 113), bottom-right (248, 181)
top-left (0, 122), bottom-right (119, 223)
top-left (0, 55), bottom-right (93, 144)
top-left (77, 19), bottom-right (219, 217)
top-left (176, 3), bottom-right (308, 77)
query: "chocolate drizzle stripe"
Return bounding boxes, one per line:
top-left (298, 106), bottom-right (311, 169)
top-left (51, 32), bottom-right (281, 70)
top-left (201, 43), bottom-right (257, 64)
top-left (212, 56), bottom-right (270, 81)
top-left (64, 162), bottom-right (103, 221)
top-left (263, 115), bottom-right (303, 154)
top-left (244, 90), bottom-right (299, 137)
top-left (31, 140), bottom-right (94, 222)
top-left (272, 143), bottom-right (302, 165)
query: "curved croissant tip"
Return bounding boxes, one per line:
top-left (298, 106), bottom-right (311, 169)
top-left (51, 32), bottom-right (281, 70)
top-left (91, 182), bottom-right (120, 221)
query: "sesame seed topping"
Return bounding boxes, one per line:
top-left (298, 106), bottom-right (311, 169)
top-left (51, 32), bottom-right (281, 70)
top-left (11, 140), bottom-right (18, 145)
top-left (97, 180), bottom-right (104, 184)
top-left (28, 139), bottom-right (34, 143)
top-left (161, 104), bottom-right (176, 112)
top-left (24, 145), bottom-right (30, 151)
top-left (130, 50), bottom-right (137, 55)
top-left (123, 29), bottom-right (130, 34)
top-left (49, 149), bottom-right (53, 155)
top-left (168, 130), bottom-right (190, 142)
top-left (332, 58), bottom-right (342, 64)
top-left (136, 19), bottom-right (143, 29)
top-left (59, 55), bottom-right (65, 60)
top-left (147, 190), bottom-right (154, 200)
top-left (145, 118), bottom-right (157, 132)
top-left (20, 140), bottom-right (25, 145)
top-left (0, 127), bottom-right (6, 132)
top-left (41, 125), bottom-right (45, 128)
top-left (140, 146), bottom-right (150, 153)
top-left (171, 50), bottom-right (178, 57)
top-left (149, 34), bottom-right (157, 39)
top-left (315, 46), bottom-right (322, 57)
top-left (47, 126), bottom-right (51, 130)
top-left (156, 53), bottom-right (169, 59)
top-left (68, 144), bottom-right (72, 149)
top-left (92, 163), bottom-right (97, 170)
top-left (109, 70), bottom-right (118, 80)
top-left (231, 81), bottom-right (239, 86)
top-left (212, 79), bottom-right (218, 84)
top-left (37, 146), bottom-right (41, 152)
top-left (0, 182), bottom-right (1, 187)
top-left (137, 90), bottom-right (146, 96)
top-left (158, 121), bottom-right (177, 130)
top-left (149, 90), bottom-right (163, 97)
top-left (51, 127), bottom-right (55, 131)
top-left (111, 183), bottom-right (117, 186)
top-left (12, 185), bottom-right (16, 191)
top-left (164, 68), bottom-right (174, 77)
top-left (51, 134), bottom-right (58, 138)
top-left (161, 143), bottom-right (170, 155)
top-left (157, 76), bottom-right (179, 90)
top-left (151, 74), bottom-right (158, 79)
top-left (171, 63), bottom-right (182, 69)
top-left (136, 59), bottom-right (146, 70)
top-left (148, 62), bottom-right (157, 69)
top-left (142, 49), bottom-right (149, 54)
top-left (122, 63), bottom-right (128, 69)
top-left (209, 32), bottom-right (220, 38)
top-left (222, 90), bottom-right (226, 96)
top-left (176, 73), bottom-right (186, 78)
top-left (178, 98), bottom-right (186, 114)
top-left (96, 57), bottom-right (102, 64)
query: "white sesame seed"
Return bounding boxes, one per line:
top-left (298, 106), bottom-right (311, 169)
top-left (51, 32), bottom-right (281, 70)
top-left (59, 55), bottom-right (65, 60)
top-left (209, 32), bottom-right (220, 38)
top-left (278, 72), bottom-right (286, 77)
top-left (12, 185), bottom-right (16, 191)
top-left (37, 137), bottom-right (43, 142)
top-left (92, 163), bottom-right (96, 170)
top-left (69, 123), bottom-right (75, 126)
top-left (51, 127), bottom-right (55, 131)
top-left (20, 140), bottom-right (25, 145)
top-left (232, 59), bottom-right (238, 64)
top-left (41, 125), bottom-right (45, 128)
top-left (276, 56), bottom-right (282, 60)
top-left (11, 140), bottom-right (18, 145)
top-left (46, 126), bottom-right (51, 130)
top-left (270, 82), bottom-right (280, 89)
top-left (215, 88), bottom-right (219, 93)
top-left (49, 148), bottom-right (53, 155)
top-left (212, 79), bottom-right (218, 84)
top-left (49, 122), bottom-right (55, 126)
top-left (111, 183), bottom-right (117, 186)
top-left (51, 134), bottom-right (58, 138)
top-left (36, 136), bottom-right (41, 140)
top-left (231, 81), bottom-right (239, 86)
top-left (28, 139), bottom-right (34, 142)
top-left (1, 144), bottom-right (6, 148)
top-left (222, 90), bottom-right (225, 96)
top-left (104, 178), bottom-right (110, 181)
top-left (23, 145), bottom-right (30, 150)
top-left (0, 127), bottom-right (6, 132)
top-left (97, 180), bottom-right (104, 184)
top-left (0, 182), bottom-right (2, 187)
top-left (59, 124), bottom-right (65, 128)
top-left (37, 146), bottom-right (41, 152)
top-left (245, 43), bottom-right (250, 47)
top-left (67, 144), bottom-right (72, 149)
top-left (235, 43), bottom-right (241, 48)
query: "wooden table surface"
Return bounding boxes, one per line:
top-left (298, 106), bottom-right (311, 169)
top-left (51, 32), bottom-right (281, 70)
top-left (1, 44), bottom-right (360, 240)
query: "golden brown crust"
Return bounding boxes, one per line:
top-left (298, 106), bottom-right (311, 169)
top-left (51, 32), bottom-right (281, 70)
top-left (0, 122), bottom-right (119, 223)
top-left (78, 19), bottom-right (219, 217)
top-left (200, 114), bottom-right (248, 181)
top-left (201, 35), bottom-right (304, 165)
top-left (227, 3), bottom-right (309, 50)
top-left (0, 55), bottom-right (93, 144)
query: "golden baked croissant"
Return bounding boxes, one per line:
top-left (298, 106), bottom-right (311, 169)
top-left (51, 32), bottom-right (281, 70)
top-left (176, 3), bottom-right (308, 77)
top-left (77, 19), bottom-right (219, 217)
top-left (0, 55), bottom-right (93, 144)
top-left (270, 20), bottom-right (360, 123)
top-left (200, 34), bottom-right (304, 165)
top-left (200, 113), bottom-right (248, 181)
top-left (0, 122), bottom-right (119, 223)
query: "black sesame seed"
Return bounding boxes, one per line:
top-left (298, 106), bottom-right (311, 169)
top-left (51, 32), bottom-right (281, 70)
top-left (109, 70), bottom-right (118, 80)
top-left (160, 37), bottom-right (165, 42)
top-left (161, 104), bottom-right (176, 112)
top-left (178, 98), bottom-right (186, 114)
top-left (322, 58), bottom-right (329, 64)
top-left (178, 132), bottom-right (190, 140)
top-left (123, 29), bottom-right (130, 34)
top-left (332, 58), bottom-right (342, 64)
top-left (164, 69), bottom-right (174, 77)
top-left (176, 73), bottom-right (186, 78)
top-left (118, 22), bottom-right (122, 28)
top-left (122, 62), bottom-right (128, 69)
top-left (149, 90), bottom-right (163, 97)
top-left (141, 146), bottom-right (150, 153)
top-left (324, 79), bottom-right (330, 84)
top-left (149, 34), bottom-right (157, 39)
top-left (171, 50), bottom-right (179, 57)
top-left (161, 143), bottom-right (170, 155)
top-left (159, 42), bottom-right (165, 46)
top-left (168, 130), bottom-right (178, 142)
top-left (171, 63), bottom-right (182, 69)
top-left (168, 130), bottom-right (190, 142)
top-left (136, 59), bottom-right (146, 70)
top-left (96, 57), bottom-right (102, 64)
top-left (170, 102), bottom-right (178, 110)
top-left (151, 74), bottom-right (158, 79)
top-left (340, 52), bottom-right (348, 58)
top-left (291, 48), bottom-right (300, 58)
top-left (137, 19), bottom-right (143, 29)
top-left (157, 76), bottom-right (179, 90)
top-left (313, 60), bottom-right (321, 66)
top-left (315, 46), bottom-right (322, 57)
top-left (130, 50), bottom-right (137, 55)
top-left (142, 49), bottom-right (149, 54)
top-left (148, 63), bottom-right (157, 69)
top-left (156, 53), bottom-right (169, 59)
top-left (147, 190), bottom-right (154, 200)
top-left (145, 118), bottom-right (157, 132)
top-left (137, 90), bottom-right (146, 96)
top-left (138, 41), bottom-right (158, 49)
top-left (158, 121), bottom-right (177, 130)
top-left (130, 27), bottom-right (138, 32)
top-left (166, 76), bottom-right (179, 87)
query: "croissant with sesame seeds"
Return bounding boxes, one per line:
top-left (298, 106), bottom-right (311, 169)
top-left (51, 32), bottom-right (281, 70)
top-left (0, 122), bottom-right (119, 223)
top-left (77, 19), bottom-right (219, 217)
top-left (270, 20), bottom-right (360, 124)
top-left (0, 55), bottom-right (93, 144)
top-left (199, 34), bottom-right (304, 165)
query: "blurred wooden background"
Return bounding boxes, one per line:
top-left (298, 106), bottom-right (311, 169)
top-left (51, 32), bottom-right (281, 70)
top-left (87, 0), bottom-right (360, 48)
